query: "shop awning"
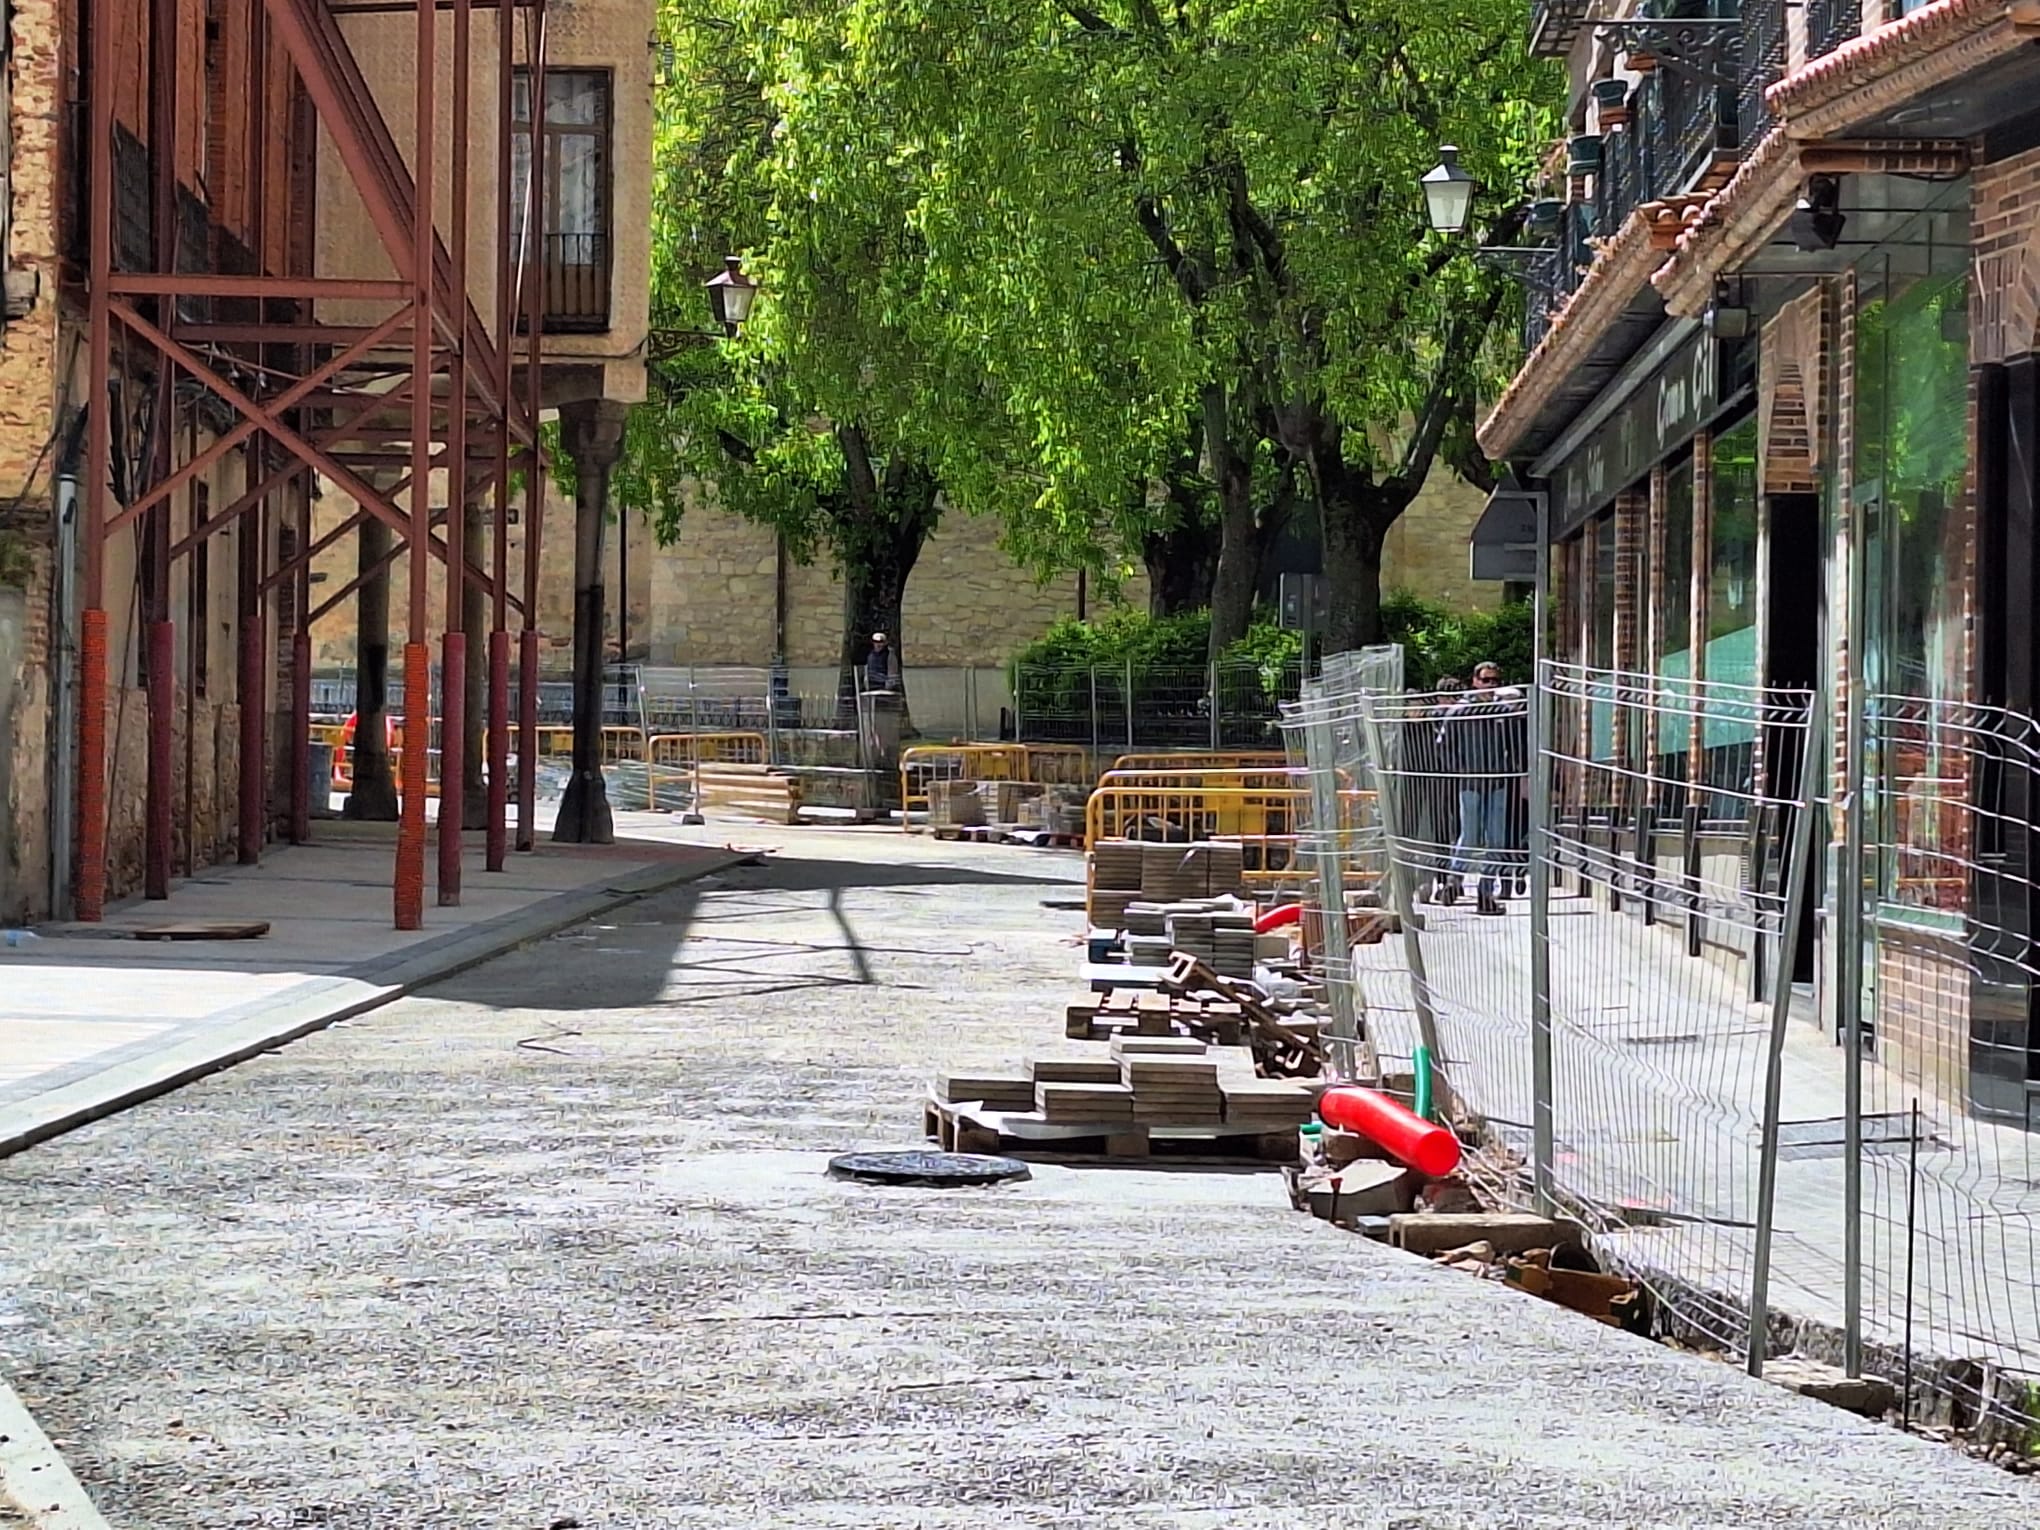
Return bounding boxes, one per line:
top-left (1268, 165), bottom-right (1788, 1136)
top-left (1469, 488), bottom-right (1541, 582)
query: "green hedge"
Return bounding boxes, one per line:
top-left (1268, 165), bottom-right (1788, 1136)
top-left (1010, 594), bottom-right (1532, 693)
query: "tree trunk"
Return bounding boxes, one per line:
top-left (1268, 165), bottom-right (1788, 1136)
top-left (1204, 385), bottom-right (1258, 660)
top-left (343, 516), bottom-right (399, 820)
top-left (1143, 514), bottom-right (1220, 616)
top-left (1321, 494), bottom-right (1391, 656)
top-left (831, 430), bottom-right (939, 737)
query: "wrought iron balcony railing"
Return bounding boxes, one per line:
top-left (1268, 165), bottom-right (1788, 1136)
top-left (1530, 0), bottom-right (1590, 58)
top-left (518, 231), bottom-right (613, 334)
top-left (1513, 0), bottom-right (1862, 356)
top-left (1806, 0), bottom-right (1862, 61)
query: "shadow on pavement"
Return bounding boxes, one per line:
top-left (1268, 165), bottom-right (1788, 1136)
top-left (430, 844), bottom-right (1079, 1013)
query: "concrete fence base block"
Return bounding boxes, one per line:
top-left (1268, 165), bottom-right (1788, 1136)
top-left (1762, 1358), bottom-right (1898, 1419)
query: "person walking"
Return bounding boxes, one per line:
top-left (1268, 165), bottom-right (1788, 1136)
top-left (1407, 677), bottom-right (1466, 903)
top-left (1439, 662), bottom-right (1527, 916)
top-left (864, 631), bottom-right (899, 694)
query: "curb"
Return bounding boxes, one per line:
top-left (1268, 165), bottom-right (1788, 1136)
top-left (0, 849), bottom-right (746, 1163)
top-left (0, 1381), bottom-right (111, 1530)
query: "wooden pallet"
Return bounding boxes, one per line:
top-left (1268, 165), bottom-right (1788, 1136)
top-left (923, 1095), bottom-right (1298, 1165)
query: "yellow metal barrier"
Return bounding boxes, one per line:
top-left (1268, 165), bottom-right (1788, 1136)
top-left (1022, 744), bottom-right (1092, 785)
top-left (1108, 750), bottom-right (1286, 779)
top-left (898, 743), bottom-right (1032, 823)
top-left (645, 731), bottom-right (771, 808)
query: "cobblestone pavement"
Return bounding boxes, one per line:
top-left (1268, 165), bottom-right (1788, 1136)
top-left (0, 831), bottom-right (2033, 1528)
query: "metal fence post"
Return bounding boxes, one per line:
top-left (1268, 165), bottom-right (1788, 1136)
top-left (1209, 660), bottom-right (1222, 751)
top-left (1356, 692), bottom-right (1444, 1072)
top-left (1089, 667), bottom-right (1100, 757)
top-left (1125, 658), bottom-right (1135, 750)
top-left (1747, 681), bottom-right (1826, 1378)
top-left (1529, 489), bottom-right (1556, 1216)
top-left (1839, 485), bottom-right (1873, 1379)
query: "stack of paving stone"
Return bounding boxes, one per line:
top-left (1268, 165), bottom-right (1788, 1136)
top-left (1088, 839), bottom-right (1149, 929)
top-left (1142, 843), bottom-right (1211, 903)
top-left (1113, 1035), bottom-right (1224, 1125)
top-left (1030, 1055), bottom-right (1132, 1121)
top-left (932, 1073), bottom-right (1039, 1112)
top-left (1219, 1076), bottom-right (1318, 1130)
top-left (1165, 903), bottom-right (1259, 978)
top-left (928, 779), bottom-right (987, 829)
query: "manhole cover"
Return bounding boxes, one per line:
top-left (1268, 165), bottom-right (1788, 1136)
top-left (827, 1151), bottom-right (1031, 1187)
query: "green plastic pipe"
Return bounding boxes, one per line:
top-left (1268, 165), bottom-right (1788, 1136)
top-left (1412, 1044), bottom-right (1434, 1123)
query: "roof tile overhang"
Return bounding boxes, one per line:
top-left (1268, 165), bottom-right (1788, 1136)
top-left (1483, 7), bottom-right (2006, 465)
top-left (1766, 0), bottom-right (2040, 141)
top-left (1476, 206), bottom-right (1679, 461)
top-left (1650, 131), bottom-right (1970, 316)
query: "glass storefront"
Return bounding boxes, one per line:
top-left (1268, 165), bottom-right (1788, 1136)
top-left (1856, 239), bottom-right (1970, 913)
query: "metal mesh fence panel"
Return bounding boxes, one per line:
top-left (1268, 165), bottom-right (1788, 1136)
top-left (1842, 694), bottom-right (2040, 1422)
top-left (1286, 654), bottom-right (1828, 1371)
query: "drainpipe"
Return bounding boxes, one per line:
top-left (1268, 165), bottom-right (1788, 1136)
top-left (50, 468), bottom-right (80, 918)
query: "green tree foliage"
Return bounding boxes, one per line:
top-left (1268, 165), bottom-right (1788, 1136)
top-left (830, 0), bottom-right (1557, 654)
top-left (584, 0), bottom-right (1554, 686)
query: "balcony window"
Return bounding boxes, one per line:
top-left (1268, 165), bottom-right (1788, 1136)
top-left (512, 69), bottom-right (613, 333)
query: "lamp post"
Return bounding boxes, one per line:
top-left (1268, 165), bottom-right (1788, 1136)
top-left (1421, 145), bottom-right (1478, 236)
top-left (1419, 147), bottom-right (1565, 296)
top-left (706, 255), bottom-right (760, 336)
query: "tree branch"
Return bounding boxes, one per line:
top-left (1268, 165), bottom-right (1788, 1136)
top-left (1135, 194), bottom-right (1209, 304)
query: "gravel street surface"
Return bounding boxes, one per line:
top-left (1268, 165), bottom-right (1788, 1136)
top-left (0, 829), bottom-right (2033, 1528)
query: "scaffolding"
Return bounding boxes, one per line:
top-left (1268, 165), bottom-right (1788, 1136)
top-left (74, 0), bottom-right (559, 929)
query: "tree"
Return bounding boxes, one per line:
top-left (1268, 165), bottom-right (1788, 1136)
top-left (827, 0), bottom-right (1556, 652)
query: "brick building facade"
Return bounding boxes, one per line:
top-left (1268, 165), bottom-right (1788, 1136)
top-left (1484, 0), bottom-right (2040, 1127)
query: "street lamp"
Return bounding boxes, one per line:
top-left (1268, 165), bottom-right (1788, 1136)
top-left (706, 256), bottom-right (759, 335)
top-left (1421, 145), bottom-right (1478, 236)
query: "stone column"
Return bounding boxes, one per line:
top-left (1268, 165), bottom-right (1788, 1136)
top-left (553, 399), bottom-right (629, 844)
top-left (343, 513), bottom-right (400, 820)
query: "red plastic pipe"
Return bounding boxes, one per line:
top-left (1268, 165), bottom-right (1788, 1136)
top-left (1318, 1085), bottom-right (1462, 1178)
top-left (1254, 902), bottom-right (1302, 934)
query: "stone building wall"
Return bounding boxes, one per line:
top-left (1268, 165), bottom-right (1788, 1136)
top-left (309, 462), bottom-right (1496, 671)
top-left (0, 0), bottom-right (66, 922)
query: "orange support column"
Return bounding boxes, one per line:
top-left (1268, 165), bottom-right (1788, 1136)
top-left (487, 629), bottom-right (510, 869)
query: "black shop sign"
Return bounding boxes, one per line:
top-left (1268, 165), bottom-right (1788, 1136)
top-left (1549, 330), bottom-right (1722, 540)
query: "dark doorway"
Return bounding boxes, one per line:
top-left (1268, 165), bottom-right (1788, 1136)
top-left (1767, 492), bottom-right (1821, 983)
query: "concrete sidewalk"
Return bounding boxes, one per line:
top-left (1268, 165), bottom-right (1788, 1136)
top-left (0, 813), bottom-right (743, 1160)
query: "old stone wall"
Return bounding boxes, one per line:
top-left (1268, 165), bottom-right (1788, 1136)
top-left (310, 463), bottom-right (1497, 671)
top-left (0, 533), bottom-right (52, 924)
top-left (0, 0), bottom-right (66, 922)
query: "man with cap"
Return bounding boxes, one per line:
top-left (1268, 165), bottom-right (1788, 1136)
top-left (864, 631), bottom-right (898, 694)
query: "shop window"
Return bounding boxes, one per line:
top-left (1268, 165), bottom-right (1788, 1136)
top-left (1657, 456), bottom-right (1695, 781)
top-left (1857, 258), bottom-right (1969, 914)
top-left (1591, 511), bottom-right (1616, 762)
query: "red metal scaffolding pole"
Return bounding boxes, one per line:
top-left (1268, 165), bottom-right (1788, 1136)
top-left (436, 0), bottom-right (473, 906)
top-left (397, 0), bottom-right (439, 930)
top-left (486, 0), bottom-right (514, 874)
top-left (516, 3), bottom-right (548, 855)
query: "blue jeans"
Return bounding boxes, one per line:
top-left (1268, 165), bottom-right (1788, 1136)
top-left (1453, 785), bottom-right (1511, 896)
